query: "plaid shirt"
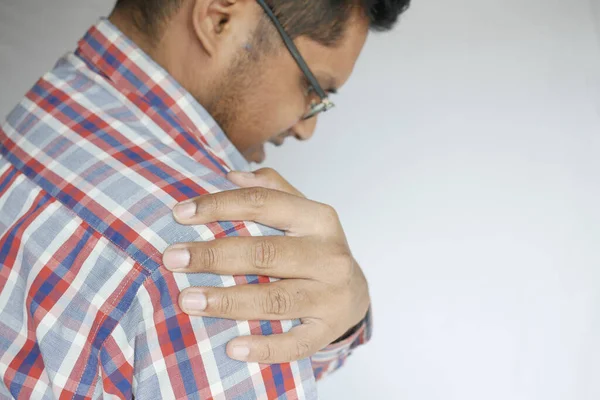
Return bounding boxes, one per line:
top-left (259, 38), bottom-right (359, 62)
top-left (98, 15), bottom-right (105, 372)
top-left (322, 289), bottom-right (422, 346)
top-left (0, 19), bottom-right (371, 400)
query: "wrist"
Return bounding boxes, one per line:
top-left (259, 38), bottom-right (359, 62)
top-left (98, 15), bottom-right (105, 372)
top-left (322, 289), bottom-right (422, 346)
top-left (332, 310), bottom-right (369, 344)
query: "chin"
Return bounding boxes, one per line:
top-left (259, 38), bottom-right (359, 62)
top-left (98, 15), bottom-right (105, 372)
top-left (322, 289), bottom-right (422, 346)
top-left (244, 145), bottom-right (266, 164)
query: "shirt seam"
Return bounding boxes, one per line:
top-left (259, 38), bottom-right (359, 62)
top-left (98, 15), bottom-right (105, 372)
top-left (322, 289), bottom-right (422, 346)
top-left (76, 262), bottom-right (147, 399)
top-left (0, 161), bottom-right (157, 399)
top-left (0, 142), bottom-right (159, 274)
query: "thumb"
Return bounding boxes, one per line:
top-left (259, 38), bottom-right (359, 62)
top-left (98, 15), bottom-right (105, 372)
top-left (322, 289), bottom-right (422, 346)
top-left (227, 168), bottom-right (305, 198)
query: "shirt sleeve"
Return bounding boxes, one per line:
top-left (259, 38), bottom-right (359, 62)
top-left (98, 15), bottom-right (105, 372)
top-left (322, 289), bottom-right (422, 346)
top-left (311, 308), bottom-right (373, 381)
top-left (100, 263), bottom-right (319, 400)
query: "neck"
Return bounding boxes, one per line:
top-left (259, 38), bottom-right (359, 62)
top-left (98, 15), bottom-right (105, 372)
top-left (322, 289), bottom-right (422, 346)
top-left (110, 11), bottom-right (166, 62)
top-left (107, 10), bottom-right (217, 121)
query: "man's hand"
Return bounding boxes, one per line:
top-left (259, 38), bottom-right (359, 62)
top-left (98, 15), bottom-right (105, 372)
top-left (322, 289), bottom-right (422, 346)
top-left (162, 168), bottom-right (370, 364)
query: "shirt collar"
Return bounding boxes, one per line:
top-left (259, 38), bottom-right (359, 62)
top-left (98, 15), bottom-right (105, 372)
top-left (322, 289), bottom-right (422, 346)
top-left (75, 18), bottom-right (250, 172)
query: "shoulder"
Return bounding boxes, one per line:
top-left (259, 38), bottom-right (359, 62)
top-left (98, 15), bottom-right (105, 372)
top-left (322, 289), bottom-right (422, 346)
top-left (2, 52), bottom-right (280, 265)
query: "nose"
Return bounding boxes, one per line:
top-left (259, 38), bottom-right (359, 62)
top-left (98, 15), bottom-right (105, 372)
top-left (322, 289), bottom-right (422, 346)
top-left (290, 116), bottom-right (318, 141)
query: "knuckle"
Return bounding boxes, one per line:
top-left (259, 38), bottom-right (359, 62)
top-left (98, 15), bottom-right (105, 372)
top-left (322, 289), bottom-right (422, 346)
top-left (198, 246), bottom-right (219, 271)
top-left (252, 240), bottom-right (277, 269)
top-left (321, 204), bottom-right (339, 221)
top-left (218, 293), bottom-right (236, 314)
top-left (258, 342), bottom-right (275, 361)
top-left (263, 287), bottom-right (293, 316)
top-left (243, 187), bottom-right (269, 208)
top-left (337, 251), bottom-right (355, 274)
top-left (259, 167), bottom-right (278, 178)
top-left (330, 241), bottom-right (351, 261)
top-left (294, 339), bottom-right (312, 360)
top-left (327, 243), bottom-right (354, 280)
top-left (338, 261), bottom-right (356, 286)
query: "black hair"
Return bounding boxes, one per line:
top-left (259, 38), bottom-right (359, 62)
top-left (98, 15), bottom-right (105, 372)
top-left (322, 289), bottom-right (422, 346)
top-left (113, 0), bottom-right (410, 45)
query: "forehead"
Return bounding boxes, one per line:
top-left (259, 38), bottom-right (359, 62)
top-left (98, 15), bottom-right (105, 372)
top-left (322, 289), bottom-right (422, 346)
top-left (294, 14), bottom-right (370, 88)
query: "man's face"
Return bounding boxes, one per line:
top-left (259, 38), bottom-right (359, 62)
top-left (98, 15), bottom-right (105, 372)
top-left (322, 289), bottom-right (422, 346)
top-left (206, 13), bottom-right (370, 164)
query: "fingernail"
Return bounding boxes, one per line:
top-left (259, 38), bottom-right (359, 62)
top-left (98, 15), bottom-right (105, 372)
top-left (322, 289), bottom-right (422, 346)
top-left (230, 345), bottom-right (250, 361)
top-left (181, 292), bottom-right (207, 312)
top-left (163, 248), bottom-right (190, 271)
top-left (174, 201), bottom-right (197, 220)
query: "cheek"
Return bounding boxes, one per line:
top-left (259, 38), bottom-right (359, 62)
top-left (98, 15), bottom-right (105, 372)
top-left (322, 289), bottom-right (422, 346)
top-left (272, 86), bottom-right (307, 126)
top-left (230, 68), bottom-right (306, 150)
top-left (252, 92), bottom-right (303, 135)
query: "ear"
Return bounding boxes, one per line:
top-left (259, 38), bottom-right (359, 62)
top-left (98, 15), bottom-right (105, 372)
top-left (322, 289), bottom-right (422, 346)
top-left (192, 0), bottom-right (242, 57)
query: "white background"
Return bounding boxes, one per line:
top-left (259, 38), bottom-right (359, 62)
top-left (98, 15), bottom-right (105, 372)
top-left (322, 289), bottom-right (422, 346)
top-left (1, 1), bottom-right (599, 399)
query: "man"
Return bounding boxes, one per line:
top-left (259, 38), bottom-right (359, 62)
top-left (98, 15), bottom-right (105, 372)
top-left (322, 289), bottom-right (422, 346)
top-left (0, 0), bottom-right (409, 398)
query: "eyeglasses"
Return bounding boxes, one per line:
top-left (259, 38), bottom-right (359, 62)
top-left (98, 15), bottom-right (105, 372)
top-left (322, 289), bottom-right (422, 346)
top-left (255, 0), bottom-right (335, 120)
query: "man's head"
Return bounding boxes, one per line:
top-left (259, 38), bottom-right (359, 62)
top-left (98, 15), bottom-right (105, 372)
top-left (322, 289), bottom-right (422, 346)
top-left (110, 0), bottom-right (410, 163)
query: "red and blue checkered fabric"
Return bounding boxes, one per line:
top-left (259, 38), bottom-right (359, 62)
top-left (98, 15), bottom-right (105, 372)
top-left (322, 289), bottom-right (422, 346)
top-left (0, 19), bottom-right (370, 400)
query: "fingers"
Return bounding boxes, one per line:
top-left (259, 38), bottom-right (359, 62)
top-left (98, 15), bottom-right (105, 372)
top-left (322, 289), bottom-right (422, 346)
top-left (172, 188), bottom-right (340, 237)
top-left (163, 236), bottom-right (320, 279)
top-left (227, 168), bottom-right (305, 198)
top-left (226, 318), bottom-right (333, 363)
top-left (178, 280), bottom-right (320, 321)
